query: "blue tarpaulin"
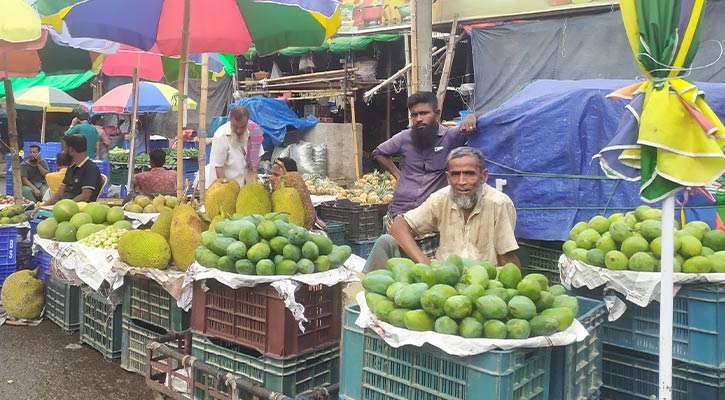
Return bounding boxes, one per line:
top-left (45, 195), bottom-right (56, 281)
top-left (468, 79), bottom-right (725, 241)
top-left (228, 97), bottom-right (318, 148)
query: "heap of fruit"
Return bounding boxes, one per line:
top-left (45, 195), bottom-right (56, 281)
top-left (362, 256), bottom-right (579, 339)
top-left (0, 195), bottom-right (33, 207)
top-left (36, 199), bottom-right (131, 242)
top-left (0, 205), bottom-right (28, 224)
top-left (79, 225), bottom-right (129, 250)
top-left (124, 194), bottom-right (179, 214)
top-left (564, 205), bottom-right (725, 273)
top-left (195, 212), bottom-right (352, 275)
top-left (305, 171), bottom-right (395, 204)
top-left (109, 148), bottom-right (198, 166)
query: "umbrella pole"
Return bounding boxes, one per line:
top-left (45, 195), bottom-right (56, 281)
top-left (659, 195), bottom-right (675, 399)
top-left (198, 53), bottom-right (209, 202)
top-left (176, 0), bottom-right (191, 200)
top-left (144, 112), bottom-right (150, 155)
top-left (127, 58), bottom-right (141, 192)
top-left (2, 55), bottom-right (22, 205)
top-left (41, 108), bottom-right (46, 143)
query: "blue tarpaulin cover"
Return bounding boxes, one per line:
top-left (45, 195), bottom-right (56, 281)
top-left (229, 97), bottom-right (318, 148)
top-left (467, 79), bottom-right (725, 241)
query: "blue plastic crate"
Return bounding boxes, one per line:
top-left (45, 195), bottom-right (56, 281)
top-left (601, 283), bottom-right (725, 368)
top-left (550, 297), bottom-right (606, 400)
top-left (148, 138), bottom-right (169, 151)
top-left (23, 141), bottom-right (62, 157)
top-left (0, 227), bottom-right (17, 290)
top-left (93, 159), bottom-right (110, 198)
top-left (29, 218), bottom-right (41, 246)
top-left (601, 345), bottom-right (725, 400)
top-left (350, 239), bottom-right (375, 259)
top-left (339, 305), bottom-right (551, 400)
top-left (31, 248), bottom-right (51, 281)
top-left (183, 171), bottom-right (196, 195)
top-left (182, 157), bottom-right (199, 173)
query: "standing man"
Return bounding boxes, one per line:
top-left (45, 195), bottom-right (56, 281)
top-left (44, 135), bottom-right (103, 205)
top-left (205, 106), bottom-right (262, 188)
top-left (91, 115), bottom-right (111, 160)
top-left (372, 91), bottom-right (479, 225)
top-left (365, 147), bottom-right (520, 271)
top-left (65, 116), bottom-right (100, 160)
top-left (20, 144), bottom-right (49, 202)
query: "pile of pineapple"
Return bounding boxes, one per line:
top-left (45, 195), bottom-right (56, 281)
top-left (305, 170), bottom-right (396, 205)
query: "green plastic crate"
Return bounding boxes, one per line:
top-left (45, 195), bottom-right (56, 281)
top-left (191, 333), bottom-right (339, 397)
top-left (339, 305), bottom-right (551, 400)
top-left (45, 272), bottom-right (81, 334)
top-left (121, 317), bottom-right (168, 375)
top-left (550, 297), bottom-right (606, 400)
top-left (79, 287), bottom-right (123, 360)
top-left (122, 275), bottom-right (189, 332)
top-left (326, 221), bottom-right (346, 246)
top-left (516, 239), bottom-right (564, 284)
top-left (109, 166), bottom-right (129, 186)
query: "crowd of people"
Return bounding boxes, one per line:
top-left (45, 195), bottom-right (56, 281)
top-left (17, 91), bottom-right (517, 270)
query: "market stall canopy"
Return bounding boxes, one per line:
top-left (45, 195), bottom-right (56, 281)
top-left (2, 85), bottom-right (83, 112)
top-left (91, 81), bottom-right (197, 114)
top-left (0, 71), bottom-right (93, 97)
top-left (595, 0), bottom-right (725, 202)
top-left (52, 0), bottom-right (341, 56)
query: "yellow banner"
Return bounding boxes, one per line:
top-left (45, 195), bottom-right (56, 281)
top-left (338, 0), bottom-right (619, 34)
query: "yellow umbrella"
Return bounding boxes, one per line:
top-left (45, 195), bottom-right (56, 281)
top-left (2, 85), bottom-right (85, 142)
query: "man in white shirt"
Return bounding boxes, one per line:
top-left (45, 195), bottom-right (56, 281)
top-left (206, 106), bottom-right (260, 188)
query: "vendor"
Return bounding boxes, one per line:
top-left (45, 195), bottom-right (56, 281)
top-left (44, 135), bottom-right (103, 205)
top-left (205, 106), bottom-right (262, 188)
top-left (20, 144), bottom-right (49, 202)
top-left (131, 149), bottom-right (177, 195)
top-left (372, 91), bottom-right (479, 230)
top-left (364, 147), bottom-right (520, 272)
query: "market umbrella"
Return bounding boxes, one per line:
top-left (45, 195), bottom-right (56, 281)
top-left (49, 0), bottom-right (340, 57)
top-left (91, 81), bottom-right (197, 114)
top-left (594, 1), bottom-right (724, 397)
top-left (1, 85), bottom-right (85, 143)
top-left (101, 45), bottom-right (229, 82)
top-left (0, 0), bottom-right (48, 204)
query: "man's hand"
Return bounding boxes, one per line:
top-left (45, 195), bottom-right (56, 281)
top-left (33, 188), bottom-right (41, 199)
top-left (459, 113), bottom-right (479, 135)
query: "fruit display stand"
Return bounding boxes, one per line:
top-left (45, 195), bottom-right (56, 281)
top-left (45, 271), bottom-right (82, 334)
top-left (317, 199), bottom-right (384, 242)
top-left (79, 285), bottom-right (123, 360)
top-left (516, 239), bottom-right (564, 284)
top-left (122, 275), bottom-right (190, 332)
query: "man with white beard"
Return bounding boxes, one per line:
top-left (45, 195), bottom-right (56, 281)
top-left (364, 146), bottom-right (520, 272)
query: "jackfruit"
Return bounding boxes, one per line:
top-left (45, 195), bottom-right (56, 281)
top-left (150, 206), bottom-right (173, 241)
top-left (236, 182), bottom-right (272, 216)
top-left (205, 178), bottom-right (241, 218)
top-left (1, 269), bottom-right (44, 319)
top-left (169, 204), bottom-right (204, 271)
top-left (271, 187), bottom-right (305, 227)
top-left (118, 230), bottom-right (170, 269)
top-left (275, 172), bottom-right (315, 230)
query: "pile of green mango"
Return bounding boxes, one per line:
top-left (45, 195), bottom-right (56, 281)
top-left (194, 212), bottom-right (352, 275)
top-left (362, 255), bottom-right (579, 340)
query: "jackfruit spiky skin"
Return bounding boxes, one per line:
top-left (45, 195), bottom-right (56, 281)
top-left (1, 269), bottom-right (44, 319)
top-left (118, 230), bottom-right (171, 269)
top-left (236, 182), bottom-right (271, 216)
top-left (150, 206), bottom-right (173, 241)
top-left (271, 187), bottom-right (305, 227)
top-left (276, 172), bottom-right (315, 230)
top-left (169, 204), bottom-right (203, 271)
top-left (205, 178), bottom-right (241, 218)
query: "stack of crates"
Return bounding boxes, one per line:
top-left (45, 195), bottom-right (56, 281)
top-left (45, 271), bottom-right (82, 334)
top-left (79, 286), bottom-right (123, 360)
top-left (600, 283), bottom-right (725, 399)
top-left (317, 199), bottom-right (384, 259)
top-left (325, 221), bottom-right (346, 246)
top-left (516, 239), bottom-right (565, 284)
top-left (120, 275), bottom-right (190, 375)
top-left (0, 226), bottom-right (17, 292)
top-left (189, 279), bottom-right (342, 397)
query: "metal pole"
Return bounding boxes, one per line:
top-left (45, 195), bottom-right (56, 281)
top-left (41, 108), bottom-right (46, 143)
top-left (198, 53), bottom-right (209, 202)
top-left (659, 194), bottom-right (675, 400)
top-left (415, 0), bottom-right (433, 91)
top-left (176, 0), bottom-right (192, 199)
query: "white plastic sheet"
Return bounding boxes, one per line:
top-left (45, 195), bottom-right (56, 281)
top-left (354, 291), bottom-right (589, 356)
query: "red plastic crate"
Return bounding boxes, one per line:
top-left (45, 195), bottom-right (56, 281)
top-left (191, 280), bottom-right (342, 359)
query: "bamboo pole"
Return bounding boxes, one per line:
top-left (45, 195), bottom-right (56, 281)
top-left (126, 60), bottom-right (140, 191)
top-left (410, 0), bottom-right (418, 93)
top-left (350, 90), bottom-right (360, 179)
top-left (436, 15), bottom-right (459, 110)
top-left (3, 54), bottom-right (22, 205)
top-left (198, 53), bottom-right (209, 202)
top-left (176, 0), bottom-right (191, 200)
top-left (41, 108), bottom-right (46, 143)
top-left (404, 33), bottom-right (411, 94)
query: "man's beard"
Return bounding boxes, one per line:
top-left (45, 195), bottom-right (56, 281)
top-left (450, 182), bottom-right (483, 209)
top-left (411, 122), bottom-right (439, 149)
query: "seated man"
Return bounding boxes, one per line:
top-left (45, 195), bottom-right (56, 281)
top-left (43, 151), bottom-right (72, 201)
top-left (365, 146), bottom-right (520, 271)
top-left (131, 149), bottom-right (177, 195)
top-left (21, 144), bottom-right (49, 202)
top-left (44, 134), bottom-right (103, 205)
